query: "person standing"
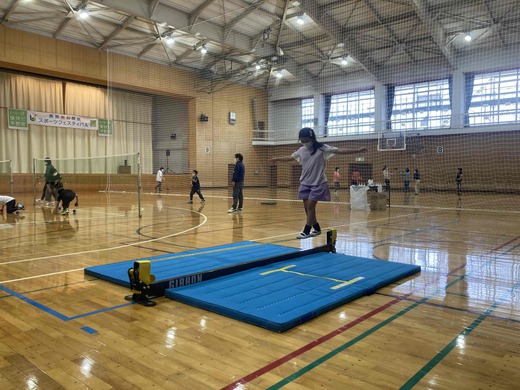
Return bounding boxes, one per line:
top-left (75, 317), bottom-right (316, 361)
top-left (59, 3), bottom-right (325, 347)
top-left (271, 127), bottom-right (367, 239)
top-left (403, 167), bottom-right (410, 193)
top-left (44, 158), bottom-right (61, 206)
top-left (383, 165), bottom-right (391, 191)
top-left (351, 170), bottom-right (363, 186)
top-left (228, 153), bottom-right (245, 213)
top-left (333, 167), bottom-right (341, 196)
top-left (456, 168), bottom-right (463, 195)
top-left (414, 168), bottom-right (421, 195)
top-left (188, 170), bottom-right (205, 204)
top-left (155, 167), bottom-right (164, 193)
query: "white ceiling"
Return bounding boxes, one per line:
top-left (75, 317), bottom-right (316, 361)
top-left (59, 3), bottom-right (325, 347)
top-left (2, 0), bottom-right (520, 93)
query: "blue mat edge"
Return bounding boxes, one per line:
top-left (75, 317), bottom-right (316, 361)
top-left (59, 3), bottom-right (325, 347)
top-left (83, 241), bottom-right (263, 288)
top-left (167, 263), bottom-right (421, 332)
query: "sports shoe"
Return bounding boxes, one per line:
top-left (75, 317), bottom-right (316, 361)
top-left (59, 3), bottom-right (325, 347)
top-left (61, 209), bottom-right (69, 215)
top-left (296, 231), bottom-right (317, 239)
top-left (187, 200), bottom-right (193, 204)
top-left (237, 208), bottom-right (243, 212)
top-left (227, 207), bottom-right (237, 213)
top-left (311, 230), bottom-right (321, 236)
top-left (201, 200), bottom-right (205, 203)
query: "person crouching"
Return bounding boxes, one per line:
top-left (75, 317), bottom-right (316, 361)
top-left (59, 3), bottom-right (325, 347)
top-left (0, 195), bottom-right (24, 214)
top-left (54, 187), bottom-right (79, 215)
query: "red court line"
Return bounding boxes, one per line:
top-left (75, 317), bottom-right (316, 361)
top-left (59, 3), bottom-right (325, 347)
top-left (486, 235), bottom-right (520, 253)
top-left (221, 294), bottom-right (411, 390)
top-left (221, 235), bottom-right (520, 390)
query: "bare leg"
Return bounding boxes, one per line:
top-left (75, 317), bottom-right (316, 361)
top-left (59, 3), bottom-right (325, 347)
top-left (303, 199), bottom-right (318, 226)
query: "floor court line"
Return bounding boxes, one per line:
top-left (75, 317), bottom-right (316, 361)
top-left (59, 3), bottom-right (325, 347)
top-left (0, 213), bottom-right (207, 266)
top-left (222, 235), bottom-right (518, 389)
top-left (0, 208), bottom-right (456, 285)
top-left (400, 280), bottom-right (520, 389)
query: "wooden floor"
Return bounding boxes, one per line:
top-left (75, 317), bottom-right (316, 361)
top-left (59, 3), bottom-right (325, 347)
top-left (1, 188), bottom-right (519, 389)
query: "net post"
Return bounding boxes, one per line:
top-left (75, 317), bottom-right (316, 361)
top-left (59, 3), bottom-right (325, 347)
top-left (137, 152), bottom-right (142, 218)
top-left (32, 158), bottom-right (37, 206)
top-left (327, 229), bottom-right (337, 253)
top-left (9, 160), bottom-right (13, 196)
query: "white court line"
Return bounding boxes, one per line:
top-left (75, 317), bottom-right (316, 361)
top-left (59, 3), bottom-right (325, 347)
top-left (0, 208), bottom-right (208, 271)
top-left (255, 206), bottom-right (447, 242)
top-left (0, 201), bottom-right (483, 284)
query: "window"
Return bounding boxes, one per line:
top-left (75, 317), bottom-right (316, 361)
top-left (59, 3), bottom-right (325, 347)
top-left (391, 79), bottom-right (451, 130)
top-left (327, 90), bottom-right (375, 135)
top-left (301, 98), bottom-right (314, 129)
top-left (469, 69), bottom-right (520, 126)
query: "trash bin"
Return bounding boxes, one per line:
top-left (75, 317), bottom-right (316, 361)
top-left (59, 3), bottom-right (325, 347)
top-left (350, 185), bottom-right (369, 210)
top-left (368, 191), bottom-right (387, 210)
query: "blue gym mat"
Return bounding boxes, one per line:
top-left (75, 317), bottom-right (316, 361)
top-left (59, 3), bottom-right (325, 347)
top-left (84, 241), bottom-right (301, 289)
top-left (165, 251), bottom-right (421, 332)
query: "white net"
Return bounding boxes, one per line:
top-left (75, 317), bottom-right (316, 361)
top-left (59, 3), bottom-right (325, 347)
top-left (32, 154), bottom-right (141, 216)
top-left (0, 160), bottom-right (13, 196)
top-left (0, 0), bottom-right (511, 217)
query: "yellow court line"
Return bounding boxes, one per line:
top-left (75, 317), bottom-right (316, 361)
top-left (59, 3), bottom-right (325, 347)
top-left (261, 265), bottom-right (364, 290)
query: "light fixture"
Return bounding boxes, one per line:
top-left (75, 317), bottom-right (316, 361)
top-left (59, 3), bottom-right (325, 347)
top-left (166, 35), bottom-right (174, 45)
top-left (341, 57), bottom-right (348, 66)
top-left (276, 70), bottom-right (283, 78)
top-left (464, 32), bottom-right (472, 42)
top-left (297, 15), bottom-right (304, 25)
top-left (78, 7), bottom-right (89, 19)
top-left (255, 64), bottom-right (261, 70)
top-left (200, 45), bottom-right (207, 54)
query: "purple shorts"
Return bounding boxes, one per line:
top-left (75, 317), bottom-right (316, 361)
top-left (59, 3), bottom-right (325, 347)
top-left (298, 182), bottom-right (331, 201)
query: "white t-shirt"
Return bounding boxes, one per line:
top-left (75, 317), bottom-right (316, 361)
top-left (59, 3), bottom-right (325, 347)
top-left (0, 195), bottom-right (15, 206)
top-left (291, 144), bottom-right (338, 186)
top-left (156, 169), bottom-right (164, 182)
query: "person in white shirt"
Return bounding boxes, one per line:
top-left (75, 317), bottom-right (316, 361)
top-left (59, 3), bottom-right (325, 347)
top-left (272, 128), bottom-right (367, 239)
top-left (0, 195), bottom-right (25, 214)
top-left (155, 167), bottom-right (165, 193)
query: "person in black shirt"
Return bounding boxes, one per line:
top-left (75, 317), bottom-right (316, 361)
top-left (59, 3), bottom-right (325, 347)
top-left (456, 168), bottom-right (463, 195)
top-left (54, 185), bottom-right (79, 215)
top-left (414, 169), bottom-right (421, 195)
top-left (188, 170), bottom-right (205, 204)
top-left (228, 153), bottom-right (245, 213)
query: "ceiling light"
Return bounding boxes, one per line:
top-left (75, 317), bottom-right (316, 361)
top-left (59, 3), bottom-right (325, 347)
top-left (200, 45), bottom-right (207, 54)
top-left (78, 8), bottom-right (89, 19)
top-left (276, 70), bottom-right (283, 78)
top-left (464, 33), bottom-right (472, 42)
top-left (255, 64), bottom-right (261, 70)
top-left (341, 57), bottom-right (348, 66)
top-left (297, 15), bottom-right (304, 25)
top-left (166, 35), bottom-right (174, 45)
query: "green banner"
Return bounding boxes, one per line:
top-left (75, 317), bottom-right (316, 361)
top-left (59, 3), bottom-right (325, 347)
top-left (98, 118), bottom-right (113, 136)
top-left (8, 108), bottom-right (28, 130)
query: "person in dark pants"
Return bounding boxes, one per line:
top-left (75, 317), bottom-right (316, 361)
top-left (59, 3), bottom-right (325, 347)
top-left (456, 167), bottom-right (463, 195)
top-left (188, 170), bottom-right (205, 204)
top-left (54, 186), bottom-right (79, 215)
top-left (403, 167), bottom-right (410, 192)
top-left (0, 195), bottom-right (24, 214)
top-left (43, 157), bottom-right (61, 205)
top-left (414, 168), bottom-right (421, 195)
top-left (228, 153), bottom-right (245, 213)
top-left (155, 167), bottom-right (164, 193)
